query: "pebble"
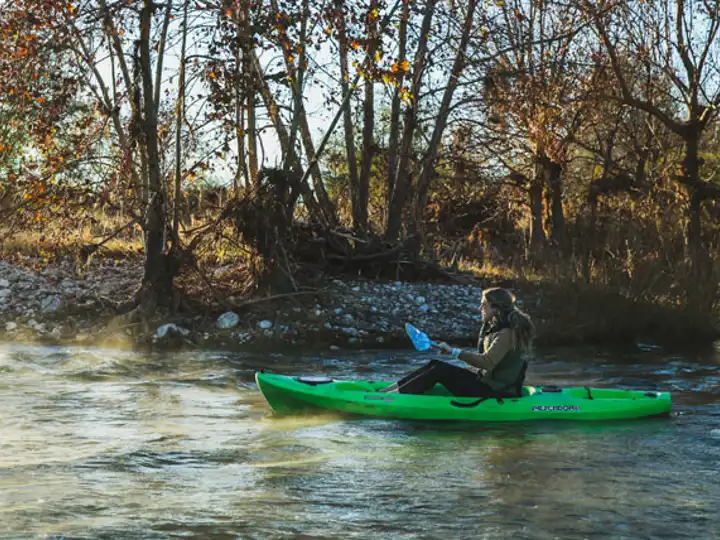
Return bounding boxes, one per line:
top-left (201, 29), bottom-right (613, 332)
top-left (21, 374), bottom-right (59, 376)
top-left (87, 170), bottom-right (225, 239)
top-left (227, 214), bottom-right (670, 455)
top-left (216, 311), bottom-right (240, 329)
top-left (155, 323), bottom-right (190, 339)
top-left (41, 295), bottom-right (63, 314)
top-left (0, 258), bottom-right (493, 347)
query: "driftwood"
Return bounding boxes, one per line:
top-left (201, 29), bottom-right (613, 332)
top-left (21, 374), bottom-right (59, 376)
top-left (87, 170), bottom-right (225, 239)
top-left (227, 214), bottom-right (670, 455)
top-left (220, 167), bottom-right (478, 293)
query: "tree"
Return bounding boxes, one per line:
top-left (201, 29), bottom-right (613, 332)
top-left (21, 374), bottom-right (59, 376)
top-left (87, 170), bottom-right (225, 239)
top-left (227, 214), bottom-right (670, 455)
top-left (481, 0), bottom-right (590, 255)
top-left (584, 0), bottom-right (720, 303)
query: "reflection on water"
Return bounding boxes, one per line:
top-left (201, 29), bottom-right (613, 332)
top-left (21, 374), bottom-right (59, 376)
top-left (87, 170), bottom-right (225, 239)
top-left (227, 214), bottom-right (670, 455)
top-left (0, 343), bottom-right (718, 539)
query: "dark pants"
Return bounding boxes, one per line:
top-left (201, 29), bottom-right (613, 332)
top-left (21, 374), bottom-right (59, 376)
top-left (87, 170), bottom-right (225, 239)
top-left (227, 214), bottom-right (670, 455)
top-left (393, 360), bottom-right (495, 397)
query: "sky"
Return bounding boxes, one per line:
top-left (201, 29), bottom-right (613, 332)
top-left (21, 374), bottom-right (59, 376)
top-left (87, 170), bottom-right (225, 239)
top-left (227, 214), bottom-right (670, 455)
top-left (84, 5), bottom-right (380, 187)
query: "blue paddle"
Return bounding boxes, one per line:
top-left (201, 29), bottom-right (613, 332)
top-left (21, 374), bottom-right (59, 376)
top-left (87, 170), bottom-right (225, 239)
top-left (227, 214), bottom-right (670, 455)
top-left (404, 322), bottom-right (439, 351)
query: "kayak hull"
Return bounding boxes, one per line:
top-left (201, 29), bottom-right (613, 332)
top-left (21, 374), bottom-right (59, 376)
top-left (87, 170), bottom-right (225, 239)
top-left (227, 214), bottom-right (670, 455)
top-left (255, 372), bottom-right (672, 422)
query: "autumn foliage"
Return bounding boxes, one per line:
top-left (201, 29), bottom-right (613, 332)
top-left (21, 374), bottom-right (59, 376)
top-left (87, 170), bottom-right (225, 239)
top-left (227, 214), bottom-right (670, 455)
top-left (0, 0), bottom-right (718, 321)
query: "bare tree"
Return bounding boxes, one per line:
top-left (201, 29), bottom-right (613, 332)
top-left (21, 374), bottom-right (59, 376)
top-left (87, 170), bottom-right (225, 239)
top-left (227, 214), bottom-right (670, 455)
top-left (585, 0), bottom-right (720, 300)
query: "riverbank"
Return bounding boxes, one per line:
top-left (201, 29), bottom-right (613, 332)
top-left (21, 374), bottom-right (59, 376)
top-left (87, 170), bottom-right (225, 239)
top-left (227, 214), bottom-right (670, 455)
top-left (0, 257), bottom-right (718, 352)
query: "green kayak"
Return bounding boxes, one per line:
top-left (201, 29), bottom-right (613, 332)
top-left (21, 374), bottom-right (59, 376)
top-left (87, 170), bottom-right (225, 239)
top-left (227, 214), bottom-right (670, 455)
top-left (255, 372), bottom-right (672, 422)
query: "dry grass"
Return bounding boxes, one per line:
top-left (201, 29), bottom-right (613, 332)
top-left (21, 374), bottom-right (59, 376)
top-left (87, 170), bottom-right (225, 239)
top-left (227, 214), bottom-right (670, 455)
top-left (1, 204), bottom-right (717, 346)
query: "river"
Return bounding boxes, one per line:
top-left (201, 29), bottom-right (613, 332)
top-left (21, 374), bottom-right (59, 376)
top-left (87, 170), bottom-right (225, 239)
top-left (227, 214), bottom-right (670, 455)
top-left (0, 342), bottom-right (718, 539)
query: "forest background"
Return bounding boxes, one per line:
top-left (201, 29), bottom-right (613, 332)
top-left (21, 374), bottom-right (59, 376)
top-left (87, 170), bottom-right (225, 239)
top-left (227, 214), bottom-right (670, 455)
top-left (1, 0), bottom-right (719, 347)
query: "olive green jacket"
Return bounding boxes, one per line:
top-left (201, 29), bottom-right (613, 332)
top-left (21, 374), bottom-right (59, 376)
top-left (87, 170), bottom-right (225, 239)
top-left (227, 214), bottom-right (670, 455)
top-left (457, 328), bottom-right (525, 391)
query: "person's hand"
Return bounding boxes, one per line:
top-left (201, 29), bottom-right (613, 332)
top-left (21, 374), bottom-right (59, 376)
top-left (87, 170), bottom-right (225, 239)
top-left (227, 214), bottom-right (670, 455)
top-left (437, 342), bottom-right (461, 358)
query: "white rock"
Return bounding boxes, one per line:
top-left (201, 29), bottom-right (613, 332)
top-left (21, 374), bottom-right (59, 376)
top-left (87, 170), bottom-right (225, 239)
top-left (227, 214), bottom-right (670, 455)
top-left (334, 307), bottom-right (343, 315)
top-left (5, 322), bottom-right (17, 332)
top-left (216, 311), bottom-right (240, 329)
top-left (156, 323), bottom-right (190, 339)
top-left (342, 313), bottom-right (354, 322)
top-left (0, 279), bottom-right (9, 288)
top-left (415, 296), bottom-right (426, 304)
top-left (257, 320), bottom-right (273, 329)
top-left (352, 286), bottom-right (360, 292)
top-left (0, 289), bottom-right (10, 299)
top-left (329, 345), bottom-right (340, 350)
top-left (342, 327), bottom-right (360, 337)
top-left (233, 331), bottom-right (251, 343)
top-left (323, 322), bottom-right (332, 329)
top-left (41, 295), bottom-right (63, 314)
top-left (419, 304), bottom-right (430, 313)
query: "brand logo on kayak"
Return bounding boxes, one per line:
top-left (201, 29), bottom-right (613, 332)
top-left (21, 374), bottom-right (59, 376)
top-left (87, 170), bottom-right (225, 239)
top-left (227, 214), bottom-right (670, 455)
top-left (364, 395), bottom-right (395, 401)
top-left (532, 405), bottom-right (580, 412)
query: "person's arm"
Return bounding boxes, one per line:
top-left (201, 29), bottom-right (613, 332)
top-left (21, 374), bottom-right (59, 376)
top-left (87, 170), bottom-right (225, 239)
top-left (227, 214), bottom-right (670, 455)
top-left (453, 329), bottom-right (513, 372)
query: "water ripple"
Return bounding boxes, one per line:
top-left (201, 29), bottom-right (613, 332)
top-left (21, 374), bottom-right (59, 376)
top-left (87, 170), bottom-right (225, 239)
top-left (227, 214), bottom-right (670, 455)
top-left (0, 342), bottom-right (717, 538)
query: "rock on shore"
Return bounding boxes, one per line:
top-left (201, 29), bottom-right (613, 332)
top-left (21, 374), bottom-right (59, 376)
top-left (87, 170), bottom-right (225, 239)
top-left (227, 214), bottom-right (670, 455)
top-left (0, 258), bottom-right (492, 349)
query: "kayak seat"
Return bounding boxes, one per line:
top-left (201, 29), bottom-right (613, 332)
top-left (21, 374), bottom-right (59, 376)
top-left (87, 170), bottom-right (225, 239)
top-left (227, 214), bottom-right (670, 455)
top-left (488, 361), bottom-right (529, 398)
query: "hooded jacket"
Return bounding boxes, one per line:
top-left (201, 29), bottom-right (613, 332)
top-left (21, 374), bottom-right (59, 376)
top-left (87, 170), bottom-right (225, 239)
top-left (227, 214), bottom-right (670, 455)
top-left (457, 320), bottom-right (526, 391)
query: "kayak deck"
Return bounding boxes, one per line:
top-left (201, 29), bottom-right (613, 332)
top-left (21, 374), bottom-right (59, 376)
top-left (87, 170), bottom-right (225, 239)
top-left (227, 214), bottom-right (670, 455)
top-left (255, 372), bottom-right (672, 422)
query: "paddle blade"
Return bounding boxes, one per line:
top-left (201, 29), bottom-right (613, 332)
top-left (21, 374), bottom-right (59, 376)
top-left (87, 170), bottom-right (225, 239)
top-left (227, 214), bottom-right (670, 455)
top-left (405, 322), bottom-right (433, 351)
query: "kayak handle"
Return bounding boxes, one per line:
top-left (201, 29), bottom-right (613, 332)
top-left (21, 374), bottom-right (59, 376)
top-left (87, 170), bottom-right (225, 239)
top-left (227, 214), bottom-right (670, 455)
top-left (295, 376), bottom-right (333, 386)
top-left (450, 398), bottom-right (490, 408)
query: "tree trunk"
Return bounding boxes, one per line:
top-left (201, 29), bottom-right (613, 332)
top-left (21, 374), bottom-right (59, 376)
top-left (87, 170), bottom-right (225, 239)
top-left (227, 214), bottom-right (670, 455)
top-left (528, 177), bottom-right (545, 255)
top-left (138, 0), bottom-right (174, 308)
top-left (281, 0), bottom-right (308, 171)
top-left (298, 115), bottom-right (337, 226)
top-left (546, 158), bottom-right (565, 246)
top-left (385, 0), bottom-right (436, 241)
top-left (241, 0), bottom-right (258, 185)
top-left (235, 100), bottom-right (247, 190)
top-left (173, 0), bottom-right (188, 240)
top-left (272, 0), bottom-right (337, 226)
top-left (250, 52), bottom-right (327, 223)
top-left (583, 194), bottom-right (598, 284)
top-left (338, 7), bottom-right (360, 225)
top-left (412, 0), bottom-right (477, 238)
top-left (683, 134), bottom-right (704, 305)
top-left (100, 0), bottom-right (150, 205)
top-left (357, 0), bottom-right (379, 234)
top-left (385, 0), bottom-right (409, 219)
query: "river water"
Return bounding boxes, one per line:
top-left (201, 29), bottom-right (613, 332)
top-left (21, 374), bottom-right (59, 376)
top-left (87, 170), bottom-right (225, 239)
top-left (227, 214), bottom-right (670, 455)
top-left (0, 342), bottom-right (718, 539)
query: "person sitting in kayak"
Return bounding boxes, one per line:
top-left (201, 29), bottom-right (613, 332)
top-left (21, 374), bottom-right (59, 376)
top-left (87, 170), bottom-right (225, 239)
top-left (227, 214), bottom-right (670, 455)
top-left (380, 287), bottom-right (535, 397)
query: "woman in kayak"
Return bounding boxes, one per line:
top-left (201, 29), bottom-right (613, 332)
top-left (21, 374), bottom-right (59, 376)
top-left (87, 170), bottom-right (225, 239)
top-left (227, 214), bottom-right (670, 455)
top-left (380, 287), bottom-right (535, 397)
